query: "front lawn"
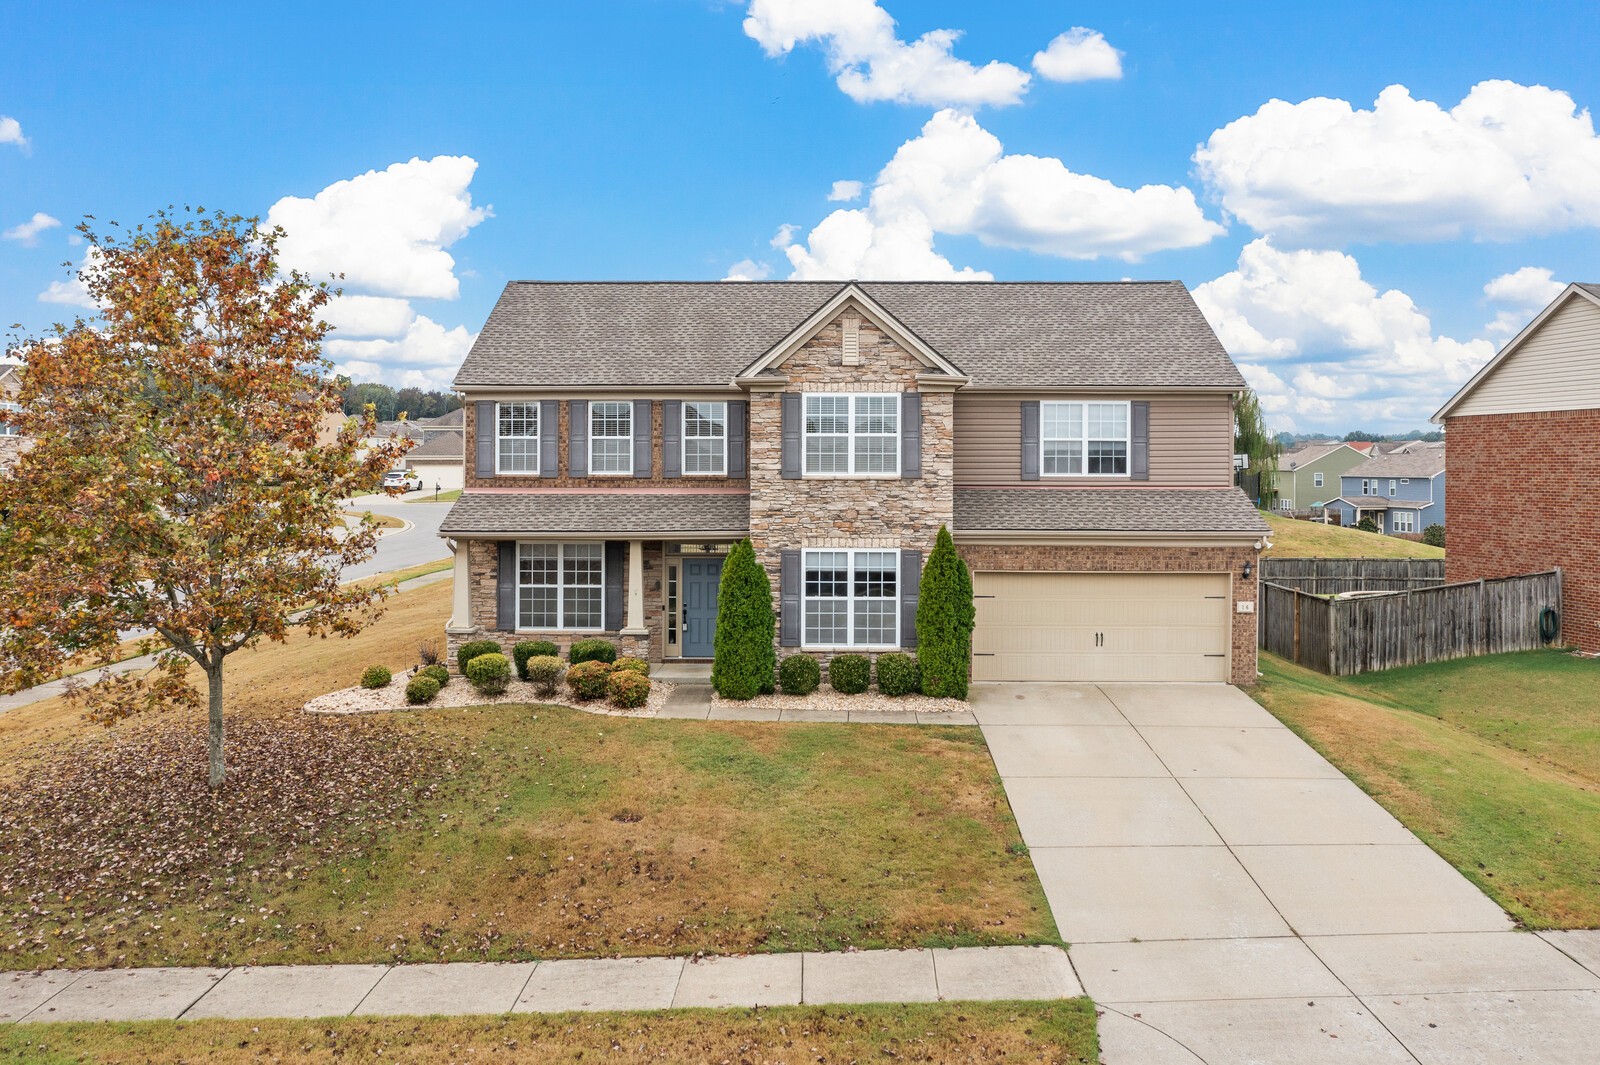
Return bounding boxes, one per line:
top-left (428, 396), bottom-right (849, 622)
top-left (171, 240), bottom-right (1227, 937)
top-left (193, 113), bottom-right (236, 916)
top-left (1263, 513), bottom-right (1444, 559)
top-left (1252, 650), bottom-right (1600, 928)
top-left (4, 1001), bottom-right (1100, 1063)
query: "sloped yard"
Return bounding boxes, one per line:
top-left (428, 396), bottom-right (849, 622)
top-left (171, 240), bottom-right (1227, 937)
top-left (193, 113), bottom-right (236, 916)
top-left (1264, 513), bottom-right (1444, 559)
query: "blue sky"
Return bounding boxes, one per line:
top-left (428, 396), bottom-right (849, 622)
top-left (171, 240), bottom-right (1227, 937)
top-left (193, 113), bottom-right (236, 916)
top-left (3, 0), bottom-right (1597, 432)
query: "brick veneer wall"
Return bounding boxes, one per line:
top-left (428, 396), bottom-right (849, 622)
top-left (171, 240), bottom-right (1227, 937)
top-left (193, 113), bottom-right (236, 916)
top-left (448, 538), bottom-right (666, 670)
top-left (1445, 409), bottom-right (1600, 653)
top-left (958, 543), bottom-right (1261, 686)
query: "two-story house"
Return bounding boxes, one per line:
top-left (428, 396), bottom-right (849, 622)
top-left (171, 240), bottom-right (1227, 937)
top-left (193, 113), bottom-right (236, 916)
top-left (0, 364), bottom-right (24, 475)
top-left (1327, 450), bottom-right (1446, 534)
top-left (438, 281), bottom-right (1268, 685)
top-left (1272, 441), bottom-right (1368, 513)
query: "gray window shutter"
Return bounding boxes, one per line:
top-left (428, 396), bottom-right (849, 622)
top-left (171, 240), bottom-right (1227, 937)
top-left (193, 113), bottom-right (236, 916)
top-left (661, 400), bottom-right (681, 478)
top-left (604, 541), bottom-right (625, 630)
top-left (727, 400), bottom-right (747, 478)
top-left (539, 400), bottom-right (559, 478)
top-left (568, 400), bottom-right (588, 477)
top-left (900, 549), bottom-right (921, 649)
top-left (475, 401), bottom-right (496, 478)
top-left (901, 392), bottom-right (922, 479)
top-left (780, 549), bottom-right (801, 646)
top-left (496, 541), bottom-right (516, 630)
top-left (1131, 401), bottom-right (1150, 481)
top-left (780, 392), bottom-right (802, 480)
top-left (632, 400), bottom-right (652, 478)
top-left (1020, 400), bottom-right (1040, 481)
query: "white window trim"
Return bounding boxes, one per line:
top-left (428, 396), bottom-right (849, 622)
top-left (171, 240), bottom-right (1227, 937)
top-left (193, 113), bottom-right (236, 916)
top-left (516, 542), bottom-right (606, 632)
top-left (801, 548), bottom-right (899, 650)
top-left (1388, 479), bottom-right (1398, 496)
top-left (682, 401), bottom-right (728, 477)
top-left (1392, 510), bottom-right (1416, 533)
top-left (494, 401), bottom-right (540, 477)
top-left (589, 401), bottom-right (633, 477)
top-left (1040, 400), bottom-right (1132, 479)
top-left (1313, 472), bottom-right (1324, 488)
top-left (802, 392), bottom-right (900, 478)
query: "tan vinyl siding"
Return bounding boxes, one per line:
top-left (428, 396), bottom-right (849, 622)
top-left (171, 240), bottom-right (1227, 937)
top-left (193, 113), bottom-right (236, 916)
top-left (1453, 295), bottom-right (1600, 416)
top-left (953, 392), bottom-right (1233, 486)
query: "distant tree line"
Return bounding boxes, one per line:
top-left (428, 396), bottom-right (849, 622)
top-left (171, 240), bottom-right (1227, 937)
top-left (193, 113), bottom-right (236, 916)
top-left (1274, 428), bottom-right (1444, 446)
top-left (336, 378), bottom-right (462, 422)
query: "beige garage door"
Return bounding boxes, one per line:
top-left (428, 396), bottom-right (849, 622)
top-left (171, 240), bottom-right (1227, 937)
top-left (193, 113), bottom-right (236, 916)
top-left (973, 572), bottom-right (1231, 683)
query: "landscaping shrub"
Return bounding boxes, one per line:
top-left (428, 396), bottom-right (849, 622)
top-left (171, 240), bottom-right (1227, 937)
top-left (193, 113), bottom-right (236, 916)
top-left (456, 639), bottom-right (502, 675)
top-left (566, 660), bottom-right (613, 701)
top-left (513, 640), bottom-right (560, 680)
top-left (405, 675), bottom-right (441, 705)
top-left (829, 654), bottom-right (871, 695)
top-left (524, 655), bottom-right (564, 697)
top-left (420, 664), bottom-right (450, 688)
top-left (613, 656), bottom-right (650, 676)
top-left (464, 652), bottom-right (512, 696)
top-left (778, 654), bottom-right (820, 696)
top-left (606, 670), bottom-right (651, 709)
top-left (569, 638), bottom-right (617, 666)
top-left (916, 524), bottom-right (975, 699)
top-left (1422, 523), bottom-right (1445, 548)
top-left (417, 640), bottom-right (441, 667)
top-left (360, 664), bottom-right (392, 689)
top-left (712, 538), bottom-right (776, 700)
top-left (876, 652), bottom-right (921, 697)
top-left (1355, 515), bottom-right (1380, 533)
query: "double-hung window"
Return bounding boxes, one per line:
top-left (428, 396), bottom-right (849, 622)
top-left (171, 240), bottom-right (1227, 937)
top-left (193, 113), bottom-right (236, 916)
top-left (803, 394), bottom-right (898, 475)
top-left (1362, 479), bottom-right (1373, 496)
top-left (1042, 401), bottom-right (1129, 476)
top-left (1388, 479), bottom-right (1398, 497)
top-left (590, 401), bottom-right (632, 475)
top-left (517, 543), bottom-right (604, 630)
top-left (683, 401), bottom-right (727, 475)
top-left (0, 401), bottom-right (19, 437)
top-left (495, 402), bottom-right (539, 474)
top-left (1392, 511), bottom-right (1416, 534)
top-left (1313, 472), bottom-right (1324, 488)
top-left (803, 549), bottom-right (897, 648)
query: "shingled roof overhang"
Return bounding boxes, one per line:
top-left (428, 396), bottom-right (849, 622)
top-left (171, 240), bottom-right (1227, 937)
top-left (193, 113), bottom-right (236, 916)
top-left (439, 490), bottom-right (750, 539)
top-left (952, 487), bottom-right (1269, 546)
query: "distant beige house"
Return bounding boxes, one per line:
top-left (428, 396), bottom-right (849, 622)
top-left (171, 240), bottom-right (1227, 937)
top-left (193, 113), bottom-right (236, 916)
top-left (401, 431), bottom-right (464, 493)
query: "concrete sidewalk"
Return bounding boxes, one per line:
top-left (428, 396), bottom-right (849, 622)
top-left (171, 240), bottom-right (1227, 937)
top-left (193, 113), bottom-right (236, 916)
top-left (973, 682), bottom-right (1600, 1065)
top-left (2, 945), bottom-right (1078, 1024)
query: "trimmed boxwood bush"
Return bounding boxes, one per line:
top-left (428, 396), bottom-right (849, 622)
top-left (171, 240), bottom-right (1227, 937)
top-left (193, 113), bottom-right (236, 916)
top-left (606, 670), bottom-right (651, 709)
top-left (1422, 523), bottom-right (1445, 548)
top-left (524, 655), bottom-right (564, 697)
top-left (1355, 515), bottom-right (1380, 533)
top-left (513, 640), bottom-right (560, 680)
top-left (420, 664), bottom-right (450, 688)
top-left (712, 538), bottom-right (776, 700)
top-left (360, 665), bottom-right (392, 689)
top-left (465, 652), bottom-right (512, 696)
top-left (828, 654), bottom-right (870, 695)
top-left (916, 525), bottom-right (975, 699)
top-left (405, 675), bottom-right (441, 705)
top-left (613, 656), bottom-right (650, 677)
top-left (778, 654), bottom-right (820, 696)
top-left (456, 639), bottom-right (502, 675)
top-left (876, 652), bottom-right (921, 697)
top-left (566, 660), bottom-right (613, 701)
top-left (569, 638), bottom-right (617, 666)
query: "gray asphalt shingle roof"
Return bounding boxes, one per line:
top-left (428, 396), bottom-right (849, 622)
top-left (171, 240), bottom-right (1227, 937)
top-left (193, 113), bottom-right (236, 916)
top-left (953, 487), bottom-right (1268, 534)
top-left (439, 491), bottom-right (750, 536)
top-left (1346, 450), bottom-right (1446, 478)
top-left (455, 281), bottom-right (1244, 390)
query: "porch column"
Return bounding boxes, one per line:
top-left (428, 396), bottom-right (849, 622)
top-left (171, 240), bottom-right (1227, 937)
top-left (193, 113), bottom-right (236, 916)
top-left (445, 538), bottom-right (473, 632)
top-left (621, 538), bottom-right (648, 635)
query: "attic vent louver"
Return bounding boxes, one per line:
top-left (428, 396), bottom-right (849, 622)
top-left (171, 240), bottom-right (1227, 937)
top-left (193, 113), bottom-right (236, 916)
top-left (841, 313), bottom-right (860, 366)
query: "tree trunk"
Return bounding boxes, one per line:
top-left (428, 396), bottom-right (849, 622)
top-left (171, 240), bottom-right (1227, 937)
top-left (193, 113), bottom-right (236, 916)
top-left (206, 660), bottom-right (225, 789)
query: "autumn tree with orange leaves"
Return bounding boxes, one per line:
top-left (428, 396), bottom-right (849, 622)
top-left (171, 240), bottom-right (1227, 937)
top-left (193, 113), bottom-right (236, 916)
top-left (0, 209), bottom-right (409, 788)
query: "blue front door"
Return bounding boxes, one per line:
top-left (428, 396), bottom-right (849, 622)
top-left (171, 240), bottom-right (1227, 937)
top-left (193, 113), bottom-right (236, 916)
top-left (681, 559), bottom-right (723, 658)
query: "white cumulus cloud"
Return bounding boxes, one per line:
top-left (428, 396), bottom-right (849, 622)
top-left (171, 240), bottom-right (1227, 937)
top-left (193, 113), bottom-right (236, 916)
top-left (0, 116), bottom-right (26, 150)
top-left (267, 155), bottom-right (490, 300)
top-left (1482, 266), bottom-right (1567, 337)
top-left (1196, 80), bottom-right (1600, 244)
top-left (2, 212), bottom-right (61, 246)
top-left (321, 294), bottom-right (416, 338)
top-left (37, 247), bottom-right (105, 309)
top-left (1193, 239), bottom-right (1494, 431)
top-left (776, 109), bottom-right (1221, 278)
top-left (742, 0), bottom-right (1031, 108)
top-left (723, 258), bottom-right (773, 281)
top-left (828, 180), bottom-right (864, 202)
top-left (323, 314), bottom-right (476, 369)
top-left (1032, 28), bottom-right (1122, 83)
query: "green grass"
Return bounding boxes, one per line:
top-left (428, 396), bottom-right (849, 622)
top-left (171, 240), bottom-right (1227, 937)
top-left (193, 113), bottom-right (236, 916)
top-left (1252, 650), bottom-right (1600, 928)
top-left (408, 488), bottom-right (461, 503)
top-left (1264, 513), bottom-right (1444, 559)
top-left (3, 1001), bottom-right (1100, 1063)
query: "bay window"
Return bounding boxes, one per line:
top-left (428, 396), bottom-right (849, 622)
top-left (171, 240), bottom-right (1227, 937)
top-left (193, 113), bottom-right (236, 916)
top-left (1042, 401), bottom-right (1128, 476)
top-left (495, 402), bottom-right (539, 474)
top-left (590, 401), bottom-right (633, 475)
top-left (517, 543), bottom-right (604, 630)
top-left (683, 401), bottom-right (727, 475)
top-left (803, 549), bottom-right (897, 648)
top-left (803, 393), bottom-right (899, 475)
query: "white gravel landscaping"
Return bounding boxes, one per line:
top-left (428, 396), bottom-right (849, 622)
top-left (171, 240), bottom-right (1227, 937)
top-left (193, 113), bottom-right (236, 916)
top-left (303, 668), bottom-right (673, 718)
top-left (711, 684), bottom-right (968, 715)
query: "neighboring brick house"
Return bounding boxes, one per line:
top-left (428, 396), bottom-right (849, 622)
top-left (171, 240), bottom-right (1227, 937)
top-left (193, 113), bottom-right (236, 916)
top-left (1271, 441), bottom-right (1368, 513)
top-left (0, 364), bottom-right (24, 475)
top-left (1434, 282), bottom-right (1600, 654)
top-left (439, 281), bottom-right (1268, 685)
top-left (1325, 450), bottom-right (1446, 535)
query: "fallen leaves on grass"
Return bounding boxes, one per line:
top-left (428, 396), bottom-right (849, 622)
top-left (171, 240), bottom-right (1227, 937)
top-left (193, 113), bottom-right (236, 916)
top-left (0, 715), bottom-right (458, 968)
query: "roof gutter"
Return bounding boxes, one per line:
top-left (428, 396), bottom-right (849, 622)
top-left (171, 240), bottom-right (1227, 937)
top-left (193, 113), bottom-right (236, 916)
top-left (954, 529), bottom-right (1267, 548)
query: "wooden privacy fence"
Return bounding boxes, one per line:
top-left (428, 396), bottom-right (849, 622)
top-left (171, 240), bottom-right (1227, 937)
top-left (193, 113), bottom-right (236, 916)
top-left (1260, 557), bottom-right (1446, 594)
top-left (1260, 570), bottom-right (1562, 676)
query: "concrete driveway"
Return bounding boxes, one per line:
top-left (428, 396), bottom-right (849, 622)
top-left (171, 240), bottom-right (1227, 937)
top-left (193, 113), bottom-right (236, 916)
top-left (972, 682), bottom-right (1600, 1064)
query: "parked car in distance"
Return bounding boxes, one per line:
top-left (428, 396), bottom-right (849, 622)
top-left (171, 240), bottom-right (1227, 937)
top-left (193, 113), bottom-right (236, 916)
top-left (382, 468), bottom-right (420, 492)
